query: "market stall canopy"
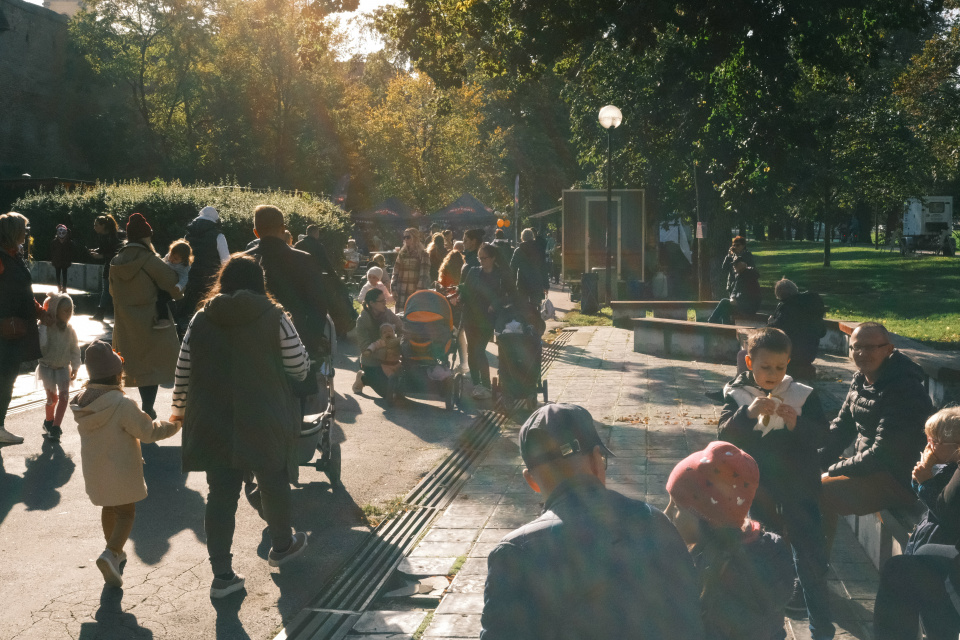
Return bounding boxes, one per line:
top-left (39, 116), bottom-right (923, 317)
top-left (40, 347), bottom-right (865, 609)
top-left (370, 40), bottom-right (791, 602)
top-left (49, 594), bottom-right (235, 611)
top-left (353, 197), bottom-right (416, 223)
top-left (430, 194), bottom-right (497, 227)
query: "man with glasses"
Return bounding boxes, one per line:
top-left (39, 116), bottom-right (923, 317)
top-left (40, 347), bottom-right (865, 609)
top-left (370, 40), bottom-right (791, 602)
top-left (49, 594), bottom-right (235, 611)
top-left (480, 404), bottom-right (704, 639)
top-left (818, 322), bottom-right (932, 554)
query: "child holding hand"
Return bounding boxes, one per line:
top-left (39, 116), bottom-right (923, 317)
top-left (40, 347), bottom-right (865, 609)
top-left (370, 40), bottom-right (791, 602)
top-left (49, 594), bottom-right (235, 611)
top-left (718, 327), bottom-right (834, 639)
top-left (155, 239), bottom-right (192, 329)
top-left (37, 292), bottom-right (81, 442)
top-left (70, 340), bottom-right (181, 588)
top-left (358, 266), bottom-right (394, 306)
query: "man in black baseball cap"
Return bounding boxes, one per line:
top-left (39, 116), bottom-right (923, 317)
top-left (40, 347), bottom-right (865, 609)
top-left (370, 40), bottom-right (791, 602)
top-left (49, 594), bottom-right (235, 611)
top-left (480, 404), bottom-right (704, 640)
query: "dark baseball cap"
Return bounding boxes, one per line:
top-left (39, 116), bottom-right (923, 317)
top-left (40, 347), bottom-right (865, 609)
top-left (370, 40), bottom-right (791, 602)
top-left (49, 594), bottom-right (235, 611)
top-left (519, 403), bottom-right (614, 468)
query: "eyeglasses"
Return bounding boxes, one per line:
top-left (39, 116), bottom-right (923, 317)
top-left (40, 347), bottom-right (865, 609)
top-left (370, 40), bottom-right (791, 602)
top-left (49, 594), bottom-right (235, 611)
top-left (850, 343), bottom-right (890, 354)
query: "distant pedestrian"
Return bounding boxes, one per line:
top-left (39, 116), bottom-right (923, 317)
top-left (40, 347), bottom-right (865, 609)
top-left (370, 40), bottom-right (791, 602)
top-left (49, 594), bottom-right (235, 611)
top-left (442, 229), bottom-right (454, 252)
top-left (460, 229), bottom-right (484, 280)
top-left (37, 292), bottom-right (81, 442)
top-left (666, 441), bottom-right (795, 639)
top-left (71, 340), bottom-right (181, 588)
top-left (156, 239), bottom-right (191, 330)
top-left (438, 248), bottom-right (464, 290)
top-left (390, 228), bottom-right (430, 312)
top-left (343, 239), bottom-right (361, 278)
top-left (766, 278), bottom-right (826, 381)
top-left (426, 233), bottom-right (446, 284)
top-left (109, 213), bottom-right (184, 419)
top-left (720, 236), bottom-right (755, 295)
top-left (480, 403), bottom-right (704, 640)
top-left (173, 255), bottom-right (311, 598)
top-left (294, 224), bottom-right (340, 276)
top-left (0, 212), bottom-right (47, 446)
top-left (90, 215), bottom-right (121, 322)
top-left (182, 206), bottom-right (229, 321)
top-left (459, 243), bottom-right (513, 400)
top-left (50, 224), bottom-right (74, 293)
top-left (510, 228), bottom-right (549, 308)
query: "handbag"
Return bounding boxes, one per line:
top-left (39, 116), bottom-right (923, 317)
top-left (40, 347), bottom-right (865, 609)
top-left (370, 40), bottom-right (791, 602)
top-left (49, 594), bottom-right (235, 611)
top-left (0, 316), bottom-right (27, 340)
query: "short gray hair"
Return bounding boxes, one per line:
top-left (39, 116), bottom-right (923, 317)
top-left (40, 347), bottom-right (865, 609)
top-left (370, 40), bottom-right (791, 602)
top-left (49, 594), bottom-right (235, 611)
top-left (521, 228), bottom-right (535, 242)
top-left (0, 212), bottom-right (28, 250)
top-left (774, 278), bottom-right (799, 300)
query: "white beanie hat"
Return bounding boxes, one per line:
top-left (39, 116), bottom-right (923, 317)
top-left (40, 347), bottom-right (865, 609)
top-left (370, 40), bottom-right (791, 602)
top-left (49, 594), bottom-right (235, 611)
top-left (367, 266), bottom-right (383, 279)
top-left (199, 206), bottom-right (219, 222)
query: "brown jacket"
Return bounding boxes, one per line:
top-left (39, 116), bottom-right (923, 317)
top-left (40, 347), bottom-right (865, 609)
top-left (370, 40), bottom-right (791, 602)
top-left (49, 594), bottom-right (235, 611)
top-left (109, 243), bottom-right (184, 387)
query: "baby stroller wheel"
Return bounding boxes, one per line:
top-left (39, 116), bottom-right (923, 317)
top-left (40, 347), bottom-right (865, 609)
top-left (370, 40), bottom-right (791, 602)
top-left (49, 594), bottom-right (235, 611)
top-left (444, 377), bottom-right (455, 411)
top-left (542, 379), bottom-right (549, 403)
top-left (325, 442), bottom-right (342, 488)
top-left (453, 372), bottom-right (464, 408)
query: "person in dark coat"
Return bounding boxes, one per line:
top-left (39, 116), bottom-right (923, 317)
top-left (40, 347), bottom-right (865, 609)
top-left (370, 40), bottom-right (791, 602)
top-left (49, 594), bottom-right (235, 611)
top-left (481, 404), bottom-right (704, 640)
top-left (510, 228), bottom-right (549, 307)
top-left (718, 328), bottom-right (834, 638)
top-left (874, 407), bottom-right (960, 640)
top-left (352, 288), bottom-right (403, 398)
top-left (50, 224), bottom-right (74, 293)
top-left (294, 224), bottom-right (339, 277)
top-left (90, 215), bottom-right (122, 322)
top-left (666, 441), bottom-right (795, 640)
top-left (766, 278), bottom-right (826, 381)
top-left (296, 225), bottom-right (357, 337)
top-left (0, 212), bottom-right (48, 445)
top-left (246, 205), bottom-right (328, 359)
top-left (720, 235), bottom-right (756, 295)
top-left (172, 255), bottom-right (310, 598)
top-left (707, 257), bottom-right (761, 324)
top-left (459, 243), bottom-right (513, 400)
top-left (181, 206), bottom-right (230, 321)
top-left (819, 322), bottom-right (933, 553)
top-left (459, 228), bottom-right (484, 281)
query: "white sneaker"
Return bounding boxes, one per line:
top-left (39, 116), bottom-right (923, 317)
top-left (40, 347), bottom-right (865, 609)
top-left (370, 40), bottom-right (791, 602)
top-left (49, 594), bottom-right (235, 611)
top-left (0, 427), bottom-right (24, 445)
top-left (352, 370), bottom-right (364, 394)
top-left (471, 386), bottom-right (492, 400)
top-left (97, 549), bottom-right (123, 588)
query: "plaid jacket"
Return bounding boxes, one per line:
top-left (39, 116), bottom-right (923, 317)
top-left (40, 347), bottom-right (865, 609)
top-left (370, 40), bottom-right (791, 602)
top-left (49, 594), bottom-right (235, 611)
top-left (390, 248), bottom-right (431, 309)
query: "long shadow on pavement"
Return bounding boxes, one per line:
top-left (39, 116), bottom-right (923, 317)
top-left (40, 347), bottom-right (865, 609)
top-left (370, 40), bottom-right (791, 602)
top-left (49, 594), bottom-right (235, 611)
top-left (77, 586), bottom-right (154, 639)
top-left (211, 590), bottom-right (252, 640)
top-left (129, 442), bottom-right (206, 565)
top-left (0, 440), bottom-right (75, 526)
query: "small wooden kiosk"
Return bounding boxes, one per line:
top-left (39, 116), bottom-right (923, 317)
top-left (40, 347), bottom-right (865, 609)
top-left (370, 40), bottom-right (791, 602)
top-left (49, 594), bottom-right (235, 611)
top-left (561, 189), bottom-right (645, 290)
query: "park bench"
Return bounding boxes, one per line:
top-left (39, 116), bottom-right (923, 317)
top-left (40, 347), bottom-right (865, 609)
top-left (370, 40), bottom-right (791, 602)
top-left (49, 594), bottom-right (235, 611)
top-left (611, 300), bottom-right (719, 326)
top-left (631, 316), bottom-right (757, 362)
top-left (844, 499), bottom-right (924, 571)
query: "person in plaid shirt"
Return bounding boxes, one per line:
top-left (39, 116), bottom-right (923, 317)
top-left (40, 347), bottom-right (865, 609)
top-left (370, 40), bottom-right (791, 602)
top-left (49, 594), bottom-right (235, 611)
top-left (390, 228), bottom-right (431, 312)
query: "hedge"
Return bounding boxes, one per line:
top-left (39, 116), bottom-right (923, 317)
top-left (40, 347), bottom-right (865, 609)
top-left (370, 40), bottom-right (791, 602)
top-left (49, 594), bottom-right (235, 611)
top-left (10, 180), bottom-right (351, 263)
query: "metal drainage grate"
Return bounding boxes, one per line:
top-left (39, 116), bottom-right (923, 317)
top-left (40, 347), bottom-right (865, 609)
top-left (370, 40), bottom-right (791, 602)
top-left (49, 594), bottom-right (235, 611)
top-left (276, 330), bottom-right (572, 640)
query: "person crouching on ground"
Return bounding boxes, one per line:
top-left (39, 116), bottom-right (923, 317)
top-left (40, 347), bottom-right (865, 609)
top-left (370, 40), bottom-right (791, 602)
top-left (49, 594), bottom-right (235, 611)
top-left (358, 265), bottom-right (394, 306)
top-left (172, 255), bottom-right (311, 598)
top-left (37, 292), bottom-right (81, 442)
top-left (718, 327), bottom-right (834, 639)
top-left (363, 323), bottom-right (402, 378)
top-left (666, 441), bottom-right (796, 639)
top-left (353, 288), bottom-right (403, 397)
top-left (71, 340), bottom-right (181, 588)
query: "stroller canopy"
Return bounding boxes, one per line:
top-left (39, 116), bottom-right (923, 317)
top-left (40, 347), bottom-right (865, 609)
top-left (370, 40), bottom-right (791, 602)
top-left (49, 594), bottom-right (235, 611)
top-left (403, 290), bottom-right (454, 360)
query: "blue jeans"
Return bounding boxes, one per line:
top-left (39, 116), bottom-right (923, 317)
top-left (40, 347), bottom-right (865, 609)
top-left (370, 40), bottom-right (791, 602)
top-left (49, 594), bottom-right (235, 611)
top-left (752, 491), bottom-right (835, 639)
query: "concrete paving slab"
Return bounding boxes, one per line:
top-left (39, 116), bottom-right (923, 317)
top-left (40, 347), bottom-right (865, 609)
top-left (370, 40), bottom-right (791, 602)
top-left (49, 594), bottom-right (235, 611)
top-left (422, 614), bottom-right (482, 638)
top-left (353, 610), bottom-right (428, 634)
top-left (396, 558), bottom-right (458, 577)
top-left (409, 542), bottom-right (474, 559)
top-left (434, 593), bottom-right (483, 615)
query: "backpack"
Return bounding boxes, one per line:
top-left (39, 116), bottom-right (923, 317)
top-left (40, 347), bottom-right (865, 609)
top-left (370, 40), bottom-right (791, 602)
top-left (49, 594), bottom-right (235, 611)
top-left (541, 298), bottom-right (556, 321)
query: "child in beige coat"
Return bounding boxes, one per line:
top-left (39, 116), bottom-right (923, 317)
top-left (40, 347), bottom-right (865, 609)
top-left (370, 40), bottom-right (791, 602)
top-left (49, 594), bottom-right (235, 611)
top-left (70, 340), bottom-right (180, 588)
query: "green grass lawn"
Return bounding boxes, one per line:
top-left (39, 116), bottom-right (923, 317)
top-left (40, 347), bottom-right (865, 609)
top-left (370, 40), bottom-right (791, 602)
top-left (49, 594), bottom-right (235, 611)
top-left (751, 241), bottom-right (960, 349)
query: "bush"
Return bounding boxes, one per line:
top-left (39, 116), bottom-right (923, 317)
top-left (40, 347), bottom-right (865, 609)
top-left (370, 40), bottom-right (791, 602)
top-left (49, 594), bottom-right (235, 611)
top-left (11, 180), bottom-right (351, 263)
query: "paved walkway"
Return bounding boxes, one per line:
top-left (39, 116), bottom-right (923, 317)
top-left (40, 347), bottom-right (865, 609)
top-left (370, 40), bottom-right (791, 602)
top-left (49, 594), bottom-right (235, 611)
top-left (346, 326), bottom-right (878, 640)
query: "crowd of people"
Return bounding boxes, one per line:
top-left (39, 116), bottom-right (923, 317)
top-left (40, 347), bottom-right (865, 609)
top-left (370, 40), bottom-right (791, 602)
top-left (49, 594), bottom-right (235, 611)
top-left (1, 208), bottom-right (951, 637)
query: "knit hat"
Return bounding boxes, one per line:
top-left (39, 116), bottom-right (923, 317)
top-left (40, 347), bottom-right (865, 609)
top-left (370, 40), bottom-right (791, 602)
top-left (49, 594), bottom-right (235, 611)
top-left (56, 224), bottom-right (68, 238)
top-left (367, 266), bottom-right (383, 279)
top-left (774, 278), bottom-right (799, 300)
top-left (666, 442), bottom-right (759, 529)
top-left (126, 213), bottom-right (152, 240)
top-left (519, 403), bottom-right (614, 469)
top-left (84, 340), bottom-right (124, 379)
top-left (199, 206), bottom-right (219, 222)
top-left (43, 291), bottom-right (73, 315)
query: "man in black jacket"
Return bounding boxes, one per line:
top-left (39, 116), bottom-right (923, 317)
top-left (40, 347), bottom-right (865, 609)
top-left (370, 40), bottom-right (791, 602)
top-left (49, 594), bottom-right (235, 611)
top-left (480, 404), bottom-right (704, 640)
top-left (767, 278), bottom-right (827, 380)
top-left (707, 257), bottom-right (761, 324)
top-left (246, 205), bottom-right (328, 358)
top-left (819, 322), bottom-right (933, 552)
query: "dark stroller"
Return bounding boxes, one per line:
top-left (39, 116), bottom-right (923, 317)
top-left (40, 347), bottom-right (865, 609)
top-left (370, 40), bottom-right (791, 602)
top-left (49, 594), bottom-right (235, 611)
top-left (385, 290), bottom-right (463, 409)
top-left (493, 303), bottom-right (548, 411)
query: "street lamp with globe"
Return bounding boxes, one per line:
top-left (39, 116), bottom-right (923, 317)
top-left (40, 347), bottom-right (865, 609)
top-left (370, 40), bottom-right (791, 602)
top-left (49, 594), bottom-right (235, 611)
top-left (598, 105), bottom-right (622, 305)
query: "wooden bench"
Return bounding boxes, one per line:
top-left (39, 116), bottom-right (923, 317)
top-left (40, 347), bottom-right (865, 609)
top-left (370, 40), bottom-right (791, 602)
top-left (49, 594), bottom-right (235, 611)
top-left (631, 316), bottom-right (758, 362)
top-left (845, 503), bottom-right (924, 570)
top-left (612, 301), bottom-right (721, 327)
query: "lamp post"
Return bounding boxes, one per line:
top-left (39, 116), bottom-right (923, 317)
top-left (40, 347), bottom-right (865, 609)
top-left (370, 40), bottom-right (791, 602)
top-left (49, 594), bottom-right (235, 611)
top-left (598, 105), bottom-right (622, 305)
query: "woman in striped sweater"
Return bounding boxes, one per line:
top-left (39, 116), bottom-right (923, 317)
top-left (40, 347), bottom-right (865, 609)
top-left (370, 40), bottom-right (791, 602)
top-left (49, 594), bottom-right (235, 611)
top-left (171, 255), bottom-right (311, 599)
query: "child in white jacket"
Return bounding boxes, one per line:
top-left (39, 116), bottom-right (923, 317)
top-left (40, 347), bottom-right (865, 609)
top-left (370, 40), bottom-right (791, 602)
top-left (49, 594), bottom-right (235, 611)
top-left (70, 340), bottom-right (180, 588)
top-left (37, 292), bottom-right (81, 442)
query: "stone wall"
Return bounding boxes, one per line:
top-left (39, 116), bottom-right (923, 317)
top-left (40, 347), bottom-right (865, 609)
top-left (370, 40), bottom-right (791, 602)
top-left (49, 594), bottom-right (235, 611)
top-left (0, 0), bottom-right (91, 179)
